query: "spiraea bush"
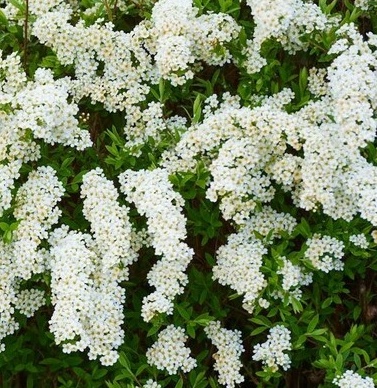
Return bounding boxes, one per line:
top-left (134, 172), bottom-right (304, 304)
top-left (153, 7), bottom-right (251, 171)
top-left (0, 0), bottom-right (377, 387)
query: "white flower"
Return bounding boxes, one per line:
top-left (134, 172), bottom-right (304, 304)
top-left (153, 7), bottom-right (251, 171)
top-left (205, 321), bottom-right (244, 388)
top-left (349, 233), bottom-right (368, 249)
top-left (81, 168), bottom-right (136, 270)
top-left (119, 168), bottom-right (193, 321)
top-left (333, 370), bottom-right (375, 388)
top-left (253, 325), bottom-right (292, 372)
top-left (146, 325), bottom-right (196, 375)
top-left (305, 234), bottom-right (344, 272)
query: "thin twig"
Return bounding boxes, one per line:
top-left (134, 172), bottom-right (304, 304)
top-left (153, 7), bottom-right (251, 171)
top-left (103, 0), bottom-right (113, 21)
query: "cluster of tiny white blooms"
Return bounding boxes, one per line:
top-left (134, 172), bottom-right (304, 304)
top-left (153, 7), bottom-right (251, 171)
top-left (213, 230), bottom-right (267, 314)
top-left (277, 257), bottom-right (312, 300)
top-left (145, 0), bottom-right (240, 86)
top-left (268, 155), bottom-right (303, 193)
top-left (12, 166), bottom-right (65, 280)
top-left (354, 0), bottom-right (371, 11)
top-left (0, 242), bottom-right (20, 351)
top-left (304, 234), bottom-right (345, 272)
top-left (243, 0), bottom-right (333, 73)
top-left (32, 9), bottom-right (153, 113)
top-left (204, 321), bottom-right (245, 388)
top-left (81, 168), bottom-right (136, 270)
top-left (292, 25), bottom-right (377, 225)
top-left (206, 136), bottom-right (275, 223)
top-left (124, 101), bottom-right (168, 147)
top-left (0, 167), bottom-right (63, 351)
top-left (13, 289), bottom-right (45, 318)
top-left (244, 206), bottom-right (297, 238)
top-left (48, 226), bottom-right (128, 366)
top-left (333, 370), bottom-right (375, 388)
top-left (349, 233), bottom-right (369, 249)
top-left (143, 380), bottom-right (162, 388)
top-left (0, 50), bottom-right (91, 214)
top-left (252, 325), bottom-right (292, 372)
top-left (0, 160), bottom-right (22, 216)
top-left (163, 89), bottom-right (301, 224)
top-left (119, 168), bottom-right (193, 321)
top-left (0, 51), bottom-right (26, 104)
top-left (258, 298), bottom-right (270, 309)
top-left (0, 52), bottom-right (37, 215)
top-left (14, 68), bottom-right (91, 150)
top-left (146, 325), bottom-right (196, 375)
top-left (308, 67), bottom-right (328, 97)
top-left (1, 0), bottom-right (68, 20)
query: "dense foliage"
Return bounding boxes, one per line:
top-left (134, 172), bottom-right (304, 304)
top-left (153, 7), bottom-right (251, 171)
top-left (1, 0), bottom-right (377, 387)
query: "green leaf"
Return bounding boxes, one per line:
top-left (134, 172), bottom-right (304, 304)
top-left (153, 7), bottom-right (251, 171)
top-left (307, 314), bottom-right (319, 333)
top-left (177, 305), bottom-right (191, 321)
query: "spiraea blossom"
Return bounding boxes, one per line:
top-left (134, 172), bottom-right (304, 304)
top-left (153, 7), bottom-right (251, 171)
top-left (213, 231), bottom-right (267, 314)
top-left (252, 325), bottom-right (292, 372)
top-left (81, 168), bottom-right (137, 270)
top-left (333, 370), bottom-right (375, 388)
top-left (163, 89), bottom-right (301, 224)
top-left (12, 166), bottom-right (65, 279)
top-left (0, 166), bottom-right (64, 351)
top-left (304, 234), bottom-right (345, 272)
top-left (145, 0), bottom-right (240, 85)
top-left (146, 325), bottom-right (196, 374)
top-left (243, 0), bottom-right (333, 73)
top-left (119, 168), bottom-right (193, 321)
top-left (0, 51), bottom-right (90, 215)
top-left (349, 233), bottom-right (369, 249)
top-left (276, 257), bottom-right (313, 301)
top-left (205, 321), bottom-right (245, 388)
top-left (213, 207), bottom-right (298, 313)
top-left (293, 24), bottom-right (377, 225)
top-left (48, 226), bottom-right (128, 366)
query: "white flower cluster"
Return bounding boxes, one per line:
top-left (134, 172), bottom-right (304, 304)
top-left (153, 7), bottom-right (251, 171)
top-left (81, 168), bottom-right (136, 270)
top-left (213, 230), bottom-right (267, 314)
top-left (0, 241), bottom-right (22, 352)
top-left (245, 206), bottom-right (297, 238)
top-left (308, 67), bottom-right (328, 97)
top-left (13, 166), bottom-right (65, 279)
top-left (349, 233), bottom-right (369, 249)
top-left (293, 24), bottom-right (377, 225)
top-left (144, 0), bottom-right (240, 86)
top-left (0, 51), bottom-right (90, 215)
top-left (304, 234), bottom-right (345, 272)
top-left (32, 8), bottom-right (153, 113)
top-left (333, 370), bottom-right (375, 388)
top-left (243, 0), bottom-right (333, 73)
top-left (14, 68), bottom-right (91, 150)
top-left (48, 226), bottom-right (128, 366)
top-left (143, 380), bottom-right (162, 388)
top-left (252, 325), bottom-right (292, 372)
top-left (13, 288), bottom-right (45, 318)
top-left (2, 0), bottom-right (67, 19)
top-left (146, 325), bottom-right (196, 375)
top-left (31, 0), bottom-right (239, 146)
top-left (163, 89), bottom-right (300, 224)
top-left (277, 257), bottom-right (312, 300)
top-left (163, 23), bottom-right (377, 227)
top-left (213, 207), bottom-right (299, 312)
top-left (354, 0), bottom-right (371, 11)
top-left (204, 321), bottom-right (245, 388)
top-left (0, 166), bottom-right (64, 351)
top-left (119, 168), bottom-right (193, 322)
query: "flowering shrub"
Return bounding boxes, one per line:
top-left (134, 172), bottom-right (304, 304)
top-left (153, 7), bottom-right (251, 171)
top-left (0, 0), bottom-right (377, 387)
